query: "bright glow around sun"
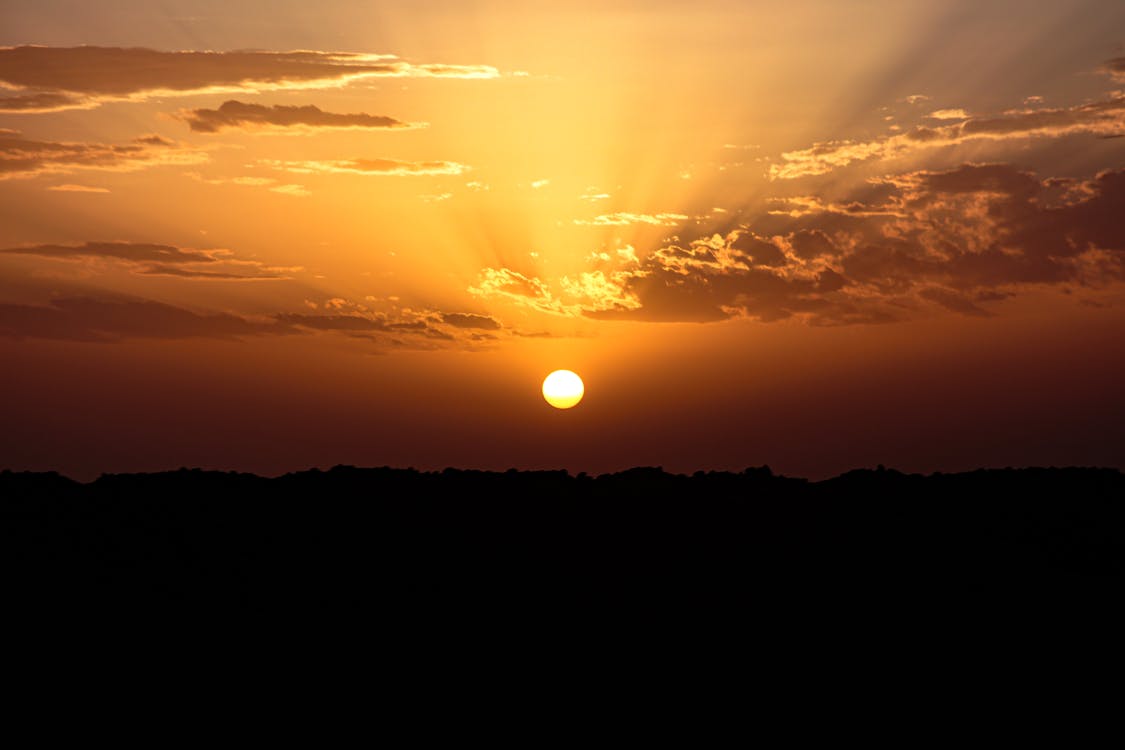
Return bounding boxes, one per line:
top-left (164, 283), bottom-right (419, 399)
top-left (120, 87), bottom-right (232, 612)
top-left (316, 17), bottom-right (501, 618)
top-left (542, 370), bottom-right (584, 409)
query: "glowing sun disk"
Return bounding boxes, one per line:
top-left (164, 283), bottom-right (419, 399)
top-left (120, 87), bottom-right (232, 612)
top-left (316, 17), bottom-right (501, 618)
top-left (542, 369), bottom-right (584, 409)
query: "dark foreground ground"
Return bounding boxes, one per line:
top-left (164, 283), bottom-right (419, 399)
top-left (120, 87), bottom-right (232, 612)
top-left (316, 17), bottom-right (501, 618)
top-left (2, 465), bottom-right (1123, 613)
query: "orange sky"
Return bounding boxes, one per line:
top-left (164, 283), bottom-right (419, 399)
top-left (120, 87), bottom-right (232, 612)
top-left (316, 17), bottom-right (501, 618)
top-left (2, 1), bottom-right (1124, 480)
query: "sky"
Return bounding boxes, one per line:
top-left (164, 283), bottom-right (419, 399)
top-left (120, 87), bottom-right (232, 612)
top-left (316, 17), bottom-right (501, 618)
top-left (2, 0), bottom-right (1124, 481)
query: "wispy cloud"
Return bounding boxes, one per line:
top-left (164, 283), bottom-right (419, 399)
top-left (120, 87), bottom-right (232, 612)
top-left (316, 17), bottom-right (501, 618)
top-left (0, 240), bottom-right (297, 280)
top-left (573, 212), bottom-right (687, 227)
top-left (262, 158), bottom-right (469, 176)
top-left (0, 131), bottom-right (203, 180)
top-left (185, 171), bottom-right (309, 196)
top-left (46, 183), bottom-right (109, 193)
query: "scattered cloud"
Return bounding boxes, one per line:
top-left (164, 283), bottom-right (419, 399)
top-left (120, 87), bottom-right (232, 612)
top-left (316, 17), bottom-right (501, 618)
top-left (771, 94), bottom-right (1125, 179)
top-left (178, 99), bottom-right (420, 134)
top-left (530, 179), bottom-right (550, 189)
top-left (0, 45), bottom-right (501, 112)
top-left (261, 158), bottom-right (469, 176)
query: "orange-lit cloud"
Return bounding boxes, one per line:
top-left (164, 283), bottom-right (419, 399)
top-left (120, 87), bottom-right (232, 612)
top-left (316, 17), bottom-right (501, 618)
top-left (0, 131), bottom-right (203, 180)
top-left (0, 46), bottom-right (501, 112)
top-left (261, 158), bottom-right (469, 176)
top-left (179, 100), bottom-right (419, 134)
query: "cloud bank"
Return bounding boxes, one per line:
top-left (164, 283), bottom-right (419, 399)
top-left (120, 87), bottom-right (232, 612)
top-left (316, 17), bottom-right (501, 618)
top-left (474, 163), bottom-right (1125, 326)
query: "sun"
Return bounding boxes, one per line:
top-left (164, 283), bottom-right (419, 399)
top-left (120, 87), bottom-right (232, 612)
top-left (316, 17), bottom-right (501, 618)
top-left (542, 369), bottom-right (584, 409)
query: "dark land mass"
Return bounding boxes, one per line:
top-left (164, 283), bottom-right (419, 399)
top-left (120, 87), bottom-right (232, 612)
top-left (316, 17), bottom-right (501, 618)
top-left (2, 465), bottom-right (1123, 614)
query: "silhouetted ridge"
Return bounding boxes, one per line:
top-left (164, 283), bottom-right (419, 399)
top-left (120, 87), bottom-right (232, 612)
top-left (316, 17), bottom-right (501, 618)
top-left (1, 465), bottom-right (1122, 612)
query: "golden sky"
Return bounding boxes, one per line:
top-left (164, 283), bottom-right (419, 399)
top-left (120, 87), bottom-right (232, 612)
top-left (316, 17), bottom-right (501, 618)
top-left (2, 1), bottom-right (1124, 479)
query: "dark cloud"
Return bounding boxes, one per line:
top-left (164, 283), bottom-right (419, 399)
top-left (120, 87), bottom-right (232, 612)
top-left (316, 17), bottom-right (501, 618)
top-left (0, 46), bottom-right (500, 112)
top-left (730, 233), bottom-right (787, 266)
top-left (2, 241), bottom-right (215, 263)
top-left (1103, 56), bottom-right (1125, 82)
top-left (789, 229), bottom-right (837, 259)
top-left (0, 130), bottom-right (203, 179)
top-left (919, 288), bottom-right (992, 317)
top-left (440, 312), bottom-right (501, 330)
top-left (0, 91), bottom-right (82, 112)
top-left (0, 297), bottom-right (293, 342)
top-left (180, 100), bottom-right (414, 133)
top-left (133, 134), bottom-right (174, 147)
top-left (138, 264), bottom-right (286, 280)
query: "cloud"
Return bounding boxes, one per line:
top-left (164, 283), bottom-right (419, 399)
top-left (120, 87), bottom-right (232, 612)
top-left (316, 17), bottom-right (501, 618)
top-left (928, 108), bottom-right (969, 120)
top-left (0, 91), bottom-right (87, 113)
top-left (468, 267), bottom-right (574, 316)
top-left (275, 313), bottom-right (390, 331)
top-left (0, 131), bottom-right (204, 180)
top-left (47, 183), bottom-right (109, 193)
top-left (269, 184), bottom-right (310, 197)
top-left (136, 264), bottom-right (288, 280)
top-left (439, 312), bottom-right (501, 330)
top-left (0, 297), bottom-right (294, 342)
top-left (770, 94), bottom-right (1125, 179)
top-left (0, 240), bottom-right (295, 280)
top-left (0, 45), bottom-right (501, 112)
top-left (261, 158), bottom-right (469, 176)
top-left (0, 290), bottom-right (506, 347)
top-left (275, 311), bottom-right (468, 341)
top-left (185, 171), bottom-right (308, 196)
top-left (573, 212), bottom-right (688, 227)
top-left (475, 163), bottom-right (1125, 326)
top-left (1102, 57), bottom-right (1125, 82)
top-left (179, 99), bottom-right (419, 134)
